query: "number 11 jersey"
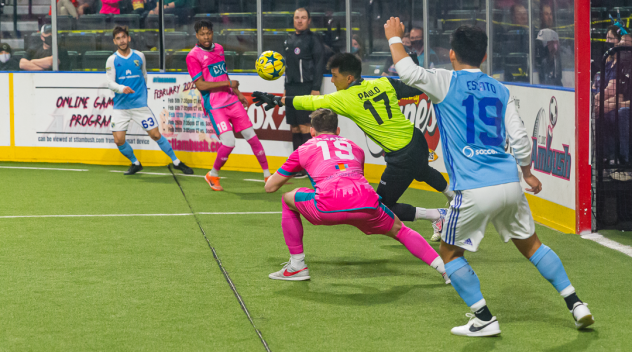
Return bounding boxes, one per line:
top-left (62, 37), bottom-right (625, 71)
top-left (277, 134), bottom-right (380, 213)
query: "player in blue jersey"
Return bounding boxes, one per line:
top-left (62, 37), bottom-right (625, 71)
top-left (106, 26), bottom-right (193, 175)
top-left (385, 20), bottom-right (594, 336)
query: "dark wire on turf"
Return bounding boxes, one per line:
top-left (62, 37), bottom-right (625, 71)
top-left (168, 165), bottom-right (271, 352)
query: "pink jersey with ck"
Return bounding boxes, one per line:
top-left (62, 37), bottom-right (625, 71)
top-left (279, 134), bottom-right (380, 212)
top-left (186, 43), bottom-right (239, 112)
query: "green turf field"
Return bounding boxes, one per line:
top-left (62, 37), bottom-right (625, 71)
top-left (1, 161), bottom-right (631, 351)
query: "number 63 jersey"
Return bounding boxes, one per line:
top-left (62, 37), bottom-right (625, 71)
top-left (395, 57), bottom-right (533, 191)
top-left (278, 134), bottom-right (381, 213)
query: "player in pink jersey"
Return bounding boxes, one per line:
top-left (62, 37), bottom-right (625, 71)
top-left (186, 20), bottom-right (270, 191)
top-left (265, 109), bottom-right (450, 282)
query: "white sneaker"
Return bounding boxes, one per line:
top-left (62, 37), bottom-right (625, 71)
top-left (430, 209), bottom-right (447, 242)
top-left (571, 302), bottom-right (594, 329)
top-left (269, 260), bottom-right (310, 281)
top-left (451, 313), bottom-right (501, 337)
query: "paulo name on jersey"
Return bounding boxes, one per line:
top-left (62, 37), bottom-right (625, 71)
top-left (186, 43), bottom-right (239, 114)
top-left (105, 50), bottom-right (148, 110)
top-left (395, 57), bottom-right (532, 191)
top-left (286, 77), bottom-right (425, 153)
top-left (278, 134), bottom-right (380, 213)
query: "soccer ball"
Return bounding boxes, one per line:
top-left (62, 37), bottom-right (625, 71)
top-left (256, 51), bottom-right (286, 81)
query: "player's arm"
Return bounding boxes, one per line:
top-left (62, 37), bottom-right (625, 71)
top-left (265, 151), bottom-right (303, 193)
top-left (505, 98), bottom-right (541, 194)
top-left (252, 91), bottom-right (340, 113)
top-left (384, 17), bottom-right (452, 104)
top-left (105, 56), bottom-right (133, 94)
top-left (386, 77), bottom-right (425, 99)
top-left (139, 51), bottom-right (148, 83)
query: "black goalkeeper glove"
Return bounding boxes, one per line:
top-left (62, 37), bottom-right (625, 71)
top-left (252, 91), bottom-right (284, 111)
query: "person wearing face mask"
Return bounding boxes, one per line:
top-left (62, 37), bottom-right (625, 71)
top-left (536, 28), bottom-right (562, 86)
top-left (382, 32), bottom-right (419, 77)
top-left (0, 43), bottom-right (21, 71)
top-left (20, 25), bottom-right (69, 71)
top-left (350, 34), bottom-right (365, 61)
top-left (409, 27), bottom-right (436, 68)
top-left (283, 7), bottom-right (325, 178)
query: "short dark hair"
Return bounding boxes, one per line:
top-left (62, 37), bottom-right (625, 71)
top-left (608, 25), bottom-right (623, 41)
top-left (327, 53), bottom-right (362, 79)
top-left (450, 26), bottom-right (487, 67)
top-left (112, 26), bottom-right (129, 38)
top-left (310, 109), bottom-right (338, 133)
top-left (195, 20), bottom-right (213, 33)
top-left (295, 7), bottom-right (311, 19)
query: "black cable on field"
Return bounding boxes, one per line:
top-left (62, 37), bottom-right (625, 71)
top-left (167, 165), bottom-right (271, 352)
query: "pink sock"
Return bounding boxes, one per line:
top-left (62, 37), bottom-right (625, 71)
top-left (213, 145), bottom-right (234, 171)
top-left (396, 224), bottom-right (439, 266)
top-left (246, 135), bottom-right (269, 170)
top-left (282, 197), bottom-right (304, 254)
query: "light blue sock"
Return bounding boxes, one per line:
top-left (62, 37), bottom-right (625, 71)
top-left (529, 244), bottom-right (572, 293)
top-left (156, 136), bottom-right (178, 162)
top-left (117, 142), bottom-right (138, 164)
top-left (445, 257), bottom-right (484, 307)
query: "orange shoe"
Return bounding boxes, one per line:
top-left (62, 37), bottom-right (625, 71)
top-left (264, 176), bottom-right (270, 184)
top-left (205, 173), bottom-right (224, 191)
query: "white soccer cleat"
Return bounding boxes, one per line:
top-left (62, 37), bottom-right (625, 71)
top-left (430, 208), bottom-right (447, 242)
top-left (571, 302), bottom-right (594, 329)
top-left (451, 313), bottom-right (501, 337)
top-left (269, 260), bottom-right (310, 281)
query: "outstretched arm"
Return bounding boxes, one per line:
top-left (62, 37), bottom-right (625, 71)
top-left (265, 150), bottom-right (303, 193)
top-left (265, 172), bottom-right (291, 193)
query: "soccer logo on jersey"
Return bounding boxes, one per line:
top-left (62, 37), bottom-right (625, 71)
top-left (125, 69), bottom-right (132, 75)
top-left (134, 60), bottom-right (140, 67)
top-left (111, 122), bottom-right (115, 128)
top-left (335, 163), bottom-right (348, 171)
top-left (294, 47), bottom-right (301, 55)
top-left (208, 61), bottom-right (227, 77)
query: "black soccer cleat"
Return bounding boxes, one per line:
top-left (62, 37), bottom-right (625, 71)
top-left (294, 170), bottom-right (308, 179)
top-left (173, 161), bottom-right (194, 175)
top-left (124, 163), bottom-right (143, 175)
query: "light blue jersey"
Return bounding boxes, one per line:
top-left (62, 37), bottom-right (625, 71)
top-left (105, 50), bottom-right (148, 110)
top-left (434, 71), bottom-right (519, 191)
top-left (395, 58), bottom-right (533, 192)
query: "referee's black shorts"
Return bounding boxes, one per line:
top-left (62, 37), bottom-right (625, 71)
top-left (377, 128), bottom-right (447, 208)
top-left (285, 82), bottom-right (314, 126)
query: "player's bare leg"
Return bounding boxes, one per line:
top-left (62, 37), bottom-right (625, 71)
top-left (440, 240), bottom-right (501, 337)
top-left (382, 216), bottom-right (449, 283)
top-left (113, 130), bottom-right (143, 175)
top-left (513, 233), bottom-right (594, 329)
top-left (269, 189), bottom-right (311, 281)
top-left (147, 127), bottom-right (193, 174)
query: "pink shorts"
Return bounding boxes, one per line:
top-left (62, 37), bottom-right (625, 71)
top-left (294, 188), bottom-right (395, 235)
top-left (207, 102), bottom-right (253, 135)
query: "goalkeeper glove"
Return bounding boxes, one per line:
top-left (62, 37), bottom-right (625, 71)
top-left (252, 91), bottom-right (284, 111)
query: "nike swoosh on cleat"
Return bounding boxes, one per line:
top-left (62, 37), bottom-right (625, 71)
top-left (283, 267), bottom-right (308, 277)
top-left (469, 320), bottom-right (496, 332)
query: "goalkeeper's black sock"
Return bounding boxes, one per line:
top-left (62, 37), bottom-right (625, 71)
top-left (292, 133), bottom-right (302, 151)
top-left (301, 133), bottom-right (312, 144)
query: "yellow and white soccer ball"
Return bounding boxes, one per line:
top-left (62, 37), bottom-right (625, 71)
top-left (255, 51), bottom-right (286, 81)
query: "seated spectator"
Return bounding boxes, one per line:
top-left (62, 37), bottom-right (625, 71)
top-left (100, 0), bottom-right (121, 15)
top-left (409, 26), bottom-right (436, 68)
top-left (350, 34), bottom-right (365, 61)
top-left (536, 28), bottom-right (562, 86)
top-left (132, 0), bottom-right (156, 21)
top-left (48, 0), bottom-right (79, 19)
top-left (0, 43), bottom-right (21, 71)
top-left (77, 0), bottom-right (96, 15)
top-left (382, 32), bottom-right (416, 76)
top-left (20, 25), bottom-right (70, 71)
top-left (149, 0), bottom-right (189, 24)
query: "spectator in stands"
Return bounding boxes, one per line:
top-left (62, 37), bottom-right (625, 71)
top-left (351, 34), bottom-right (365, 61)
top-left (283, 7), bottom-right (325, 178)
top-left (601, 35), bottom-right (632, 180)
top-left (100, 0), bottom-right (121, 14)
top-left (20, 25), bottom-right (69, 71)
top-left (382, 32), bottom-right (416, 76)
top-left (149, 0), bottom-right (189, 24)
top-left (48, 0), bottom-right (79, 19)
top-left (510, 3), bottom-right (528, 28)
top-left (0, 43), bottom-right (21, 71)
top-left (76, 0), bottom-right (96, 15)
top-left (540, 3), bottom-right (555, 30)
top-left (409, 27), bottom-right (436, 68)
top-left (132, 0), bottom-right (156, 22)
top-left (536, 28), bottom-right (562, 86)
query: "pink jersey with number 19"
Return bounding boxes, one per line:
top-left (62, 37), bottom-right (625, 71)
top-left (186, 43), bottom-right (239, 112)
top-left (278, 134), bottom-right (380, 212)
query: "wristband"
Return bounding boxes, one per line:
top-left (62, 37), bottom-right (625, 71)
top-left (388, 37), bottom-right (403, 46)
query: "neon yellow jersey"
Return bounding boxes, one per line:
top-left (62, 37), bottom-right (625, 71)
top-left (290, 77), bottom-right (422, 153)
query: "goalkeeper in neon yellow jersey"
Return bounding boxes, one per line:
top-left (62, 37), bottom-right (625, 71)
top-left (253, 53), bottom-right (453, 227)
